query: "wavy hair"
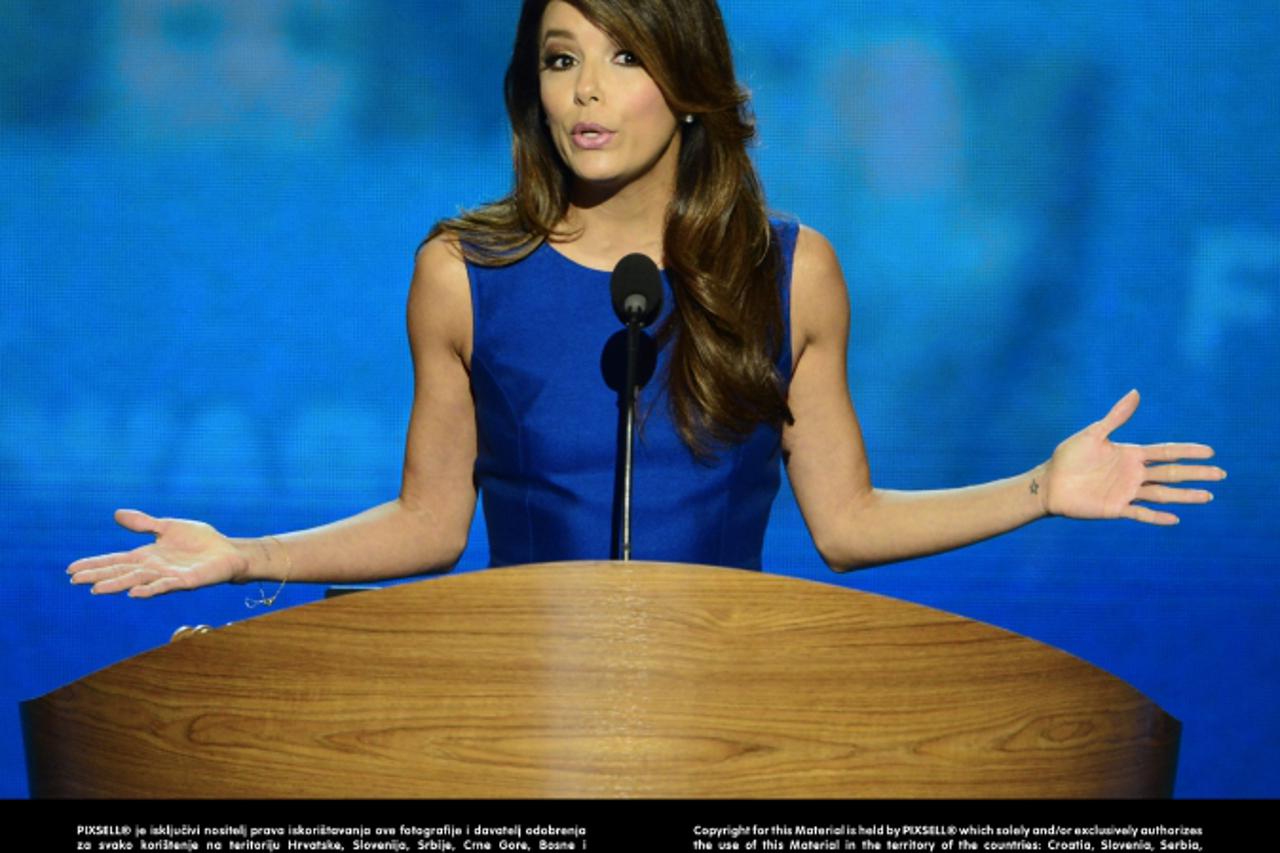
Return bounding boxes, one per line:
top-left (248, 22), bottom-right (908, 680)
top-left (431, 0), bottom-right (792, 455)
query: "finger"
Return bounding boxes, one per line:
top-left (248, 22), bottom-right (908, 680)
top-left (1144, 463), bottom-right (1227, 483)
top-left (1098, 389), bottom-right (1140, 437)
top-left (114, 508), bottom-right (163, 535)
top-left (91, 568), bottom-right (158, 595)
top-left (1136, 485), bottom-right (1213, 504)
top-left (1142, 443), bottom-right (1216, 463)
top-left (68, 550), bottom-right (139, 573)
top-left (70, 564), bottom-right (144, 585)
top-left (130, 576), bottom-right (186, 599)
top-left (1122, 504), bottom-right (1179, 525)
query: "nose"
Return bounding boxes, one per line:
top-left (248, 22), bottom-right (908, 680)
top-left (574, 58), bottom-right (603, 106)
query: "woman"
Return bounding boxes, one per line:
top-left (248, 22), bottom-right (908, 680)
top-left (69, 0), bottom-right (1223, 598)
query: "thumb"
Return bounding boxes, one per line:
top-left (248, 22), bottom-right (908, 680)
top-left (115, 508), bottom-right (162, 536)
top-left (1097, 389), bottom-right (1140, 437)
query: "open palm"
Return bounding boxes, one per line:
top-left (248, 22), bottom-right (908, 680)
top-left (1042, 390), bottom-right (1224, 525)
top-left (67, 509), bottom-right (248, 598)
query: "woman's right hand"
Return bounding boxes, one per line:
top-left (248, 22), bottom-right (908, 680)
top-left (68, 509), bottom-right (250, 598)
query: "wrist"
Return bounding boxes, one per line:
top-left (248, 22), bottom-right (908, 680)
top-left (229, 537), bottom-right (274, 584)
top-left (1029, 461), bottom-right (1052, 518)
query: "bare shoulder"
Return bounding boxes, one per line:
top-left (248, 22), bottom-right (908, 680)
top-left (793, 223), bottom-right (841, 277)
top-left (408, 232), bottom-right (473, 362)
top-left (790, 224), bottom-right (850, 355)
top-left (412, 232), bottom-right (470, 301)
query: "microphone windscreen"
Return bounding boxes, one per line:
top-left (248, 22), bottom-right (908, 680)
top-left (610, 253), bottom-right (663, 328)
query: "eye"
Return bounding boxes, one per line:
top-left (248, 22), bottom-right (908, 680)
top-left (540, 52), bottom-right (576, 71)
top-left (615, 50), bottom-right (641, 66)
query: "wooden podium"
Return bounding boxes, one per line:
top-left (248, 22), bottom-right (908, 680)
top-left (23, 562), bottom-right (1179, 798)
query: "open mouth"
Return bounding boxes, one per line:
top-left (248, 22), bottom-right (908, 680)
top-left (571, 123), bottom-right (615, 148)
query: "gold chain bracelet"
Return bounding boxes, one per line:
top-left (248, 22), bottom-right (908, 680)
top-left (245, 535), bottom-right (291, 609)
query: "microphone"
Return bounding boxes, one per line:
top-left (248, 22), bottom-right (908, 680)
top-left (610, 253), bottom-right (663, 328)
top-left (609, 253), bottom-right (663, 562)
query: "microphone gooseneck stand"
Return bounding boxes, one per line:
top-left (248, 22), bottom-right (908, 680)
top-left (609, 254), bottom-right (663, 561)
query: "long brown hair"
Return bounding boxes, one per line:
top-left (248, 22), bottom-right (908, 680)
top-left (431, 0), bottom-right (792, 455)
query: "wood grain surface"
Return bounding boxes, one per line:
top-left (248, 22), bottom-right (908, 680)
top-left (23, 561), bottom-right (1179, 798)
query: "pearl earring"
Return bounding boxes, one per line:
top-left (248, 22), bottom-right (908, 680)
top-left (682, 114), bottom-right (695, 124)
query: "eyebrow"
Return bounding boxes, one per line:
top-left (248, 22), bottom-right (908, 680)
top-left (541, 29), bottom-right (576, 44)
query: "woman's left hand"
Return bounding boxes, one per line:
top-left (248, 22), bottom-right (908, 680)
top-left (1039, 390), bottom-right (1225, 525)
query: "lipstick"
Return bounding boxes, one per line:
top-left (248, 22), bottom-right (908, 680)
top-left (571, 122), bottom-right (615, 149)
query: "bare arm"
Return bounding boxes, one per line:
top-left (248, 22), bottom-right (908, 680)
top-left (69, 236), bottom-right (479, 595)
top-left (782, 226), bottom-right (1225, 571)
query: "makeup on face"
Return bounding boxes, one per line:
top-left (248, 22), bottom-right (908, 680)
top-left (537, 1), bottom-right (681, 191)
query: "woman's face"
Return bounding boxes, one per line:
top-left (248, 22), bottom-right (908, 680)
top-left (537, 1), bottom-right (681, 197)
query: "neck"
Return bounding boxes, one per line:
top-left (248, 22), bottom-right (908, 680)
top-left (558, 149), bottom-right (678, 269)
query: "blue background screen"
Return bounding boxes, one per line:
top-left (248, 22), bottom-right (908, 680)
top-left (2, 0), bottom-right (1276, 797)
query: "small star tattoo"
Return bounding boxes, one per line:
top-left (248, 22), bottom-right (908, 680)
top-left (1030, 478), bottom-right (1040, 495)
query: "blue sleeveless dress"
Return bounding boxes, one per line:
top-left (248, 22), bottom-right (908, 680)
top-left (467, 218), bottom-right (798, 570)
